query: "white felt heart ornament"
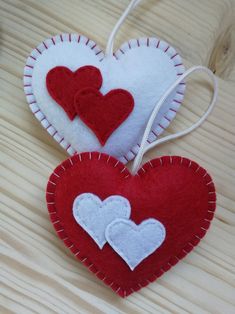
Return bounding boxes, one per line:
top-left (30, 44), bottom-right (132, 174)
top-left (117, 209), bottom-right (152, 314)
top-left (72, 193), bottom-right (131, 249)
top-left (106, 218), bottom-right (166, 270)
top-left (24, 33), bottom-right (185, 163)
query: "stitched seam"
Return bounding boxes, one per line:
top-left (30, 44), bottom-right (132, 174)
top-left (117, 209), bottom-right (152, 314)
top-left (73, 194), bottom-right (130, 247)
top-left (116, 37), bottom-right (185, 163)
top-left (24, 34), bottom-right (185, 163)
top-left (107, 220), bottom-right (165, 268)
top-left (24, 34), bottom-right (104, 156)
top-left (46, 153), bottom-right (216, 297)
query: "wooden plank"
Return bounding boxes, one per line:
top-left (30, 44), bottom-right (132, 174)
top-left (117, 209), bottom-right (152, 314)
top-left (0, 0), bottom-right (235, 313)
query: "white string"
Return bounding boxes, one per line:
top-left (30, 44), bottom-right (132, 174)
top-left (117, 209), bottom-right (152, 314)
top-left (105, 2), bottom-right (218, 173)
top-left (105, 0), bottom-right (141, 57)
top-left (131, 65), bottom-right (218, 174)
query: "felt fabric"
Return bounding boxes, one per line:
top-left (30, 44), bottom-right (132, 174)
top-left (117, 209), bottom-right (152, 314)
top-left (24, 34), bottom-right (185, 162)
top-left (106, 218), bottom-right (166, 270)
top-left (72, 193), bottom-right (131, 249)
top-left (46, 66), bottom-right (102, 120)
top-left (74, 88), bottom-right (134, 145)
top-left (46, 152), bottom-right (216, 297)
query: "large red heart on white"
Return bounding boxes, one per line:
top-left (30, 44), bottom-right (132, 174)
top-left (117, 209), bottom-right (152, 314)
top-left (24, 33), bottom-right (185, 162)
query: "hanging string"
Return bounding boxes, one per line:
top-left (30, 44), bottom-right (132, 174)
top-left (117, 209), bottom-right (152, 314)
top-left (105, 0), bottom-right (141, 57)
top-left (131, 66), bottom-right (218, 174)
top-left (105, 1), bottom-right (218, 173)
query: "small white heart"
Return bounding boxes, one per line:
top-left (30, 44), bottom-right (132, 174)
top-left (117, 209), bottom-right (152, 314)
top-left (106, 218), bottom-right (166, 270)
top-left (72, 193), bottom-right (131, 249)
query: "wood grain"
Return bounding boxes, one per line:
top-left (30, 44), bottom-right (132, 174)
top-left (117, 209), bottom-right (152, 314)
top-left (1, 0), bottom-right (235, 313)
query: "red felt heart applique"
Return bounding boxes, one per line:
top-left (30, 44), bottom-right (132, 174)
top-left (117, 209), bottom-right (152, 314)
top-left (74, 88), bottom-right (134, 145)
top-left (46, 66), bottom-right (102, 120)
top-left (46, 152), bottom-right (216, 297)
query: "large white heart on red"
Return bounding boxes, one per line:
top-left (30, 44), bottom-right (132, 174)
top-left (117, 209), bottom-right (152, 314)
top-left (24, 34), bottom-right (185, 163)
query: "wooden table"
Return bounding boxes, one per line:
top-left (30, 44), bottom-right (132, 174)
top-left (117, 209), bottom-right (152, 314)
top-left (1, 0), bottom-right (235, 313)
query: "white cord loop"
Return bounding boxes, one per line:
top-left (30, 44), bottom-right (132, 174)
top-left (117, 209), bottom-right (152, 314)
top-left (131, 66), bottom-right (218, 174)
top-left (106, 0), bottom-right (141, 57)
top-left (105, 1), bottom-right (218, 174)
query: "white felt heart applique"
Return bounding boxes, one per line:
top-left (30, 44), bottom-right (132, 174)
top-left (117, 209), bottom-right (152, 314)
top-left (24, 34), bottom-right (185, 163)
top-left (106, 218), bottom-right (166, 270)
top-left (72, 193), bottom-right (131, 249)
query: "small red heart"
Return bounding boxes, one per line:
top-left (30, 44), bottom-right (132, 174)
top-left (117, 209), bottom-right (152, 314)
top-left (46, 66), bottom-right (102, 120)
top-left (46, 152), bottom-right (216, 297)
top-left (74, 88), bottom-right (134, 145)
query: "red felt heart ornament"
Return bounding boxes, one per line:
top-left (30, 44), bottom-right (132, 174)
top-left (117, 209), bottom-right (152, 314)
top-left (46, 152), bottom-right (216, 297)
top-left (46, 66), bottom-right (102, 120)
top-left (74, 88), bottom-right (134, 145)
